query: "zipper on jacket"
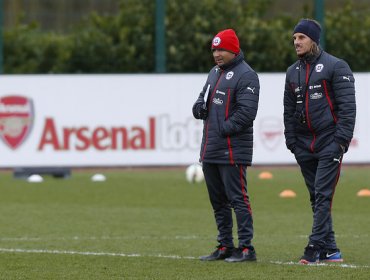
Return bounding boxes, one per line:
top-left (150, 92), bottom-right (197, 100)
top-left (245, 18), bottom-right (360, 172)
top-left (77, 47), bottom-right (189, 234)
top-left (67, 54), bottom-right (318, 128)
top-left (201, 70), bottom-right (223, 161)
top-left (304, 63), bottom-right (317, 153)
top-left (225, 89), bottom-right (235, 164)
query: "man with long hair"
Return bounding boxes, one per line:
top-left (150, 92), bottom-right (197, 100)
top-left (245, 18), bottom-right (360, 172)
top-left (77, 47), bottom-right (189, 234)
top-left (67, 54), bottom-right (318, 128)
top-left (283, 19), bottom-right (356, 264)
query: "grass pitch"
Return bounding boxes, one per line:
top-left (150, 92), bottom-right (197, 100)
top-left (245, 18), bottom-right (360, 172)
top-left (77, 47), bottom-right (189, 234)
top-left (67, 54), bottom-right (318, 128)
top-left (0, 166), bottom-right (369, 279)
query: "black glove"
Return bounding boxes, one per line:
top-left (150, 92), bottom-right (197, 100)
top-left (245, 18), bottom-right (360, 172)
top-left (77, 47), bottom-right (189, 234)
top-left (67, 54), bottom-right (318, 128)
top-left (193, 103), bottom-right (208, 120)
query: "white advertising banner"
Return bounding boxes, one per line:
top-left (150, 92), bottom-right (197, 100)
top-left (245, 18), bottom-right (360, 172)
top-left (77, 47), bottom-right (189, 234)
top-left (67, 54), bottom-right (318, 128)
top-left (0, 74), bottom-right (368, 167)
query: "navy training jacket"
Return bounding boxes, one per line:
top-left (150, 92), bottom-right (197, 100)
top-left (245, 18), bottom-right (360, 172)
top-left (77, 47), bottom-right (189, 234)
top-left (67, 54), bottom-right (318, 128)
top-left (284, 50), bottom-right (356, 153)
top-left (192, 51), bottom-right (260, 165)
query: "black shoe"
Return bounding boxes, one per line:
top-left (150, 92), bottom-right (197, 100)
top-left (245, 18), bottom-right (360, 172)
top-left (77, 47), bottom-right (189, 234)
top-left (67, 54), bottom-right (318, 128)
top-left (224, 246), bottom-right (257, 262)
top-left (199, 245), bottom-right (234, 261)
top-left (319, 248), bottom-right (343, 262)
top-left (299, 244), bottom-right (320, 264)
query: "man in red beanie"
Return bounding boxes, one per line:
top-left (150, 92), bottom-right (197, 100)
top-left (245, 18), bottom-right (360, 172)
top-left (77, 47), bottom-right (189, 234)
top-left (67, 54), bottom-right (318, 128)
top-left (192, 28), bottom-right (260, 262)
top-left (284, 18), bottom-right (356, 264)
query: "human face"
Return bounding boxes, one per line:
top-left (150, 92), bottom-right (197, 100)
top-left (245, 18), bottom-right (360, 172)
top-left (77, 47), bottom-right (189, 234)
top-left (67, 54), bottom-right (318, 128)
top-left (293, 32), bottom-right (314, 57)
top-left (212, 49), bottom-right (236, 66)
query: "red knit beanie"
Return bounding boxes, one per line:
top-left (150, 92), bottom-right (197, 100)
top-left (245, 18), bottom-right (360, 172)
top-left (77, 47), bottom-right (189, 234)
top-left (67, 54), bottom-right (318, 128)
top-left (211, 29), bottom-right (240, 54)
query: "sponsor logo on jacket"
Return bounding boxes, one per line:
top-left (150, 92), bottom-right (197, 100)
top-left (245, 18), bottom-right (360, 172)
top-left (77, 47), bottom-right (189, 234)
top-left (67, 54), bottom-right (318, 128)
top-left (213, 97), bottom-right (223, 105)
top-left (310, 92), bottom-right (323, 100)
top-left (343, 76), bottom-right (351, 82)
top-left (216, 90), bottom-right (225, 95)
top-left (247, 87), bottom-right (255, 93)
top-left (309, 84), bottom-right (322, 89)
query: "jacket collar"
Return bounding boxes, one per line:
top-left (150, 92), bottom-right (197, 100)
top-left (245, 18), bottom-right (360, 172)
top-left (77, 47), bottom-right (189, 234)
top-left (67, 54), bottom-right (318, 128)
top-left (219, 50), bottom-right (245, 71)
top-left (300, 49), bottom-right (323, 64)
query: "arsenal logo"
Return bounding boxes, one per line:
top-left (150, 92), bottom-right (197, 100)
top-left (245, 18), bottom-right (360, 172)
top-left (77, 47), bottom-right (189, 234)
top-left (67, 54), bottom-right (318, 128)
top-left (0, 95), bottom-right (34, 149)
top-left (259, 117), bottom-right (283, 151)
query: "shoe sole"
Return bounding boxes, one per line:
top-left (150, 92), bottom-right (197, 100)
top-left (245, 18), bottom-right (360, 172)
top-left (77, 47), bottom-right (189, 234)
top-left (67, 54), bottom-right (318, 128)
top-left (199, 254), bottom-right (232, 261)
top-left (199, 257), bottom-right (228, 261)
top-left (319, 259), bottom-right (344, 263)
top-left (299, 259), bottom-right (319, 264)
top-left (224, 258), bottom-right (257, 263)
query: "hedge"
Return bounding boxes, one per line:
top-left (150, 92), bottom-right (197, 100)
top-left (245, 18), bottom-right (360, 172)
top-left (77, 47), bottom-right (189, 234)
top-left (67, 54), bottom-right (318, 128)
top-left (3, 0), bottom-right (370, 73)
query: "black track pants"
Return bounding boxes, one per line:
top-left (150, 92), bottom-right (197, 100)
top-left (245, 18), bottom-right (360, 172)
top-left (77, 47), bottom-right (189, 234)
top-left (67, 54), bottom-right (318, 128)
top-left (202, 162), bottom-right (253, 248)
top-left (294, 140), bottom-right (343, 249)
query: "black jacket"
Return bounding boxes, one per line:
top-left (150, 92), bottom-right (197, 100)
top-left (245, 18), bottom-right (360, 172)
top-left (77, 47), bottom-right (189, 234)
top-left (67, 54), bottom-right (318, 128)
top-left (192, 51), bottom-right (259, 165)
top-left (284, 50), bottom-right (356, 153)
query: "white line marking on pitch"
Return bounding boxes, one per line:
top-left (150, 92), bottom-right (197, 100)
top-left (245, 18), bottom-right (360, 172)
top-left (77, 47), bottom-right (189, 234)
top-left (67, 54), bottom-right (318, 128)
top-left (270, 261), bottom-right (370, 269)
top-left (0, 248), bottom-right (195, 260)
top-left (0, 235), bottom-right (203, 242)
top-left (0, 248), bottom-right (369, 269)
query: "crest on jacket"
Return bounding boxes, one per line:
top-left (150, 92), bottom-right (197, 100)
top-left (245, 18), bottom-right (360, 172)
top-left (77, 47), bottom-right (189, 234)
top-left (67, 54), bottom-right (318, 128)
top-left (315, 64), bottom-right (324, 72)
top-left (226, 71), bottom-right (234, 80)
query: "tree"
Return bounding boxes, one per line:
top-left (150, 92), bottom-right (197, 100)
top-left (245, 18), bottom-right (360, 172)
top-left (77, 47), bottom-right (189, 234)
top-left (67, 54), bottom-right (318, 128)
top-left (3, 0), bottom-right (370, 73)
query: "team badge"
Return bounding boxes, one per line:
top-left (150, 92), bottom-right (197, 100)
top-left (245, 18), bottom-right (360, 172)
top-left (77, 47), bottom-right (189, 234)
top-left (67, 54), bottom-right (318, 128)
top-left (315, 64), bottom-right (324, 72)
top-left (226, 71), bottom-right (234, 80)
top-left (0, 95), bottom-right (34, 149)
top-left (212, 37), bottom-right (221, 46)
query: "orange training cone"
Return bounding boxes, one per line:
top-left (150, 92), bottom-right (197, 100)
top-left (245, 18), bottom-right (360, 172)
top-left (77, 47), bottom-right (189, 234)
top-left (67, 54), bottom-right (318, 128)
top-left (258, 171), bottom-right (273, 180)
top-left (279, 189), bottom-right (297, 198)
top-left (357, 189), bottom-right (370, 197)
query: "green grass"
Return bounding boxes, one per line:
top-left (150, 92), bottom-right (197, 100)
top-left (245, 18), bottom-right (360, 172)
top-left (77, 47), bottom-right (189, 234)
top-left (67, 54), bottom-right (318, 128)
top-left (0, 166), bottom-right (369, 279)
